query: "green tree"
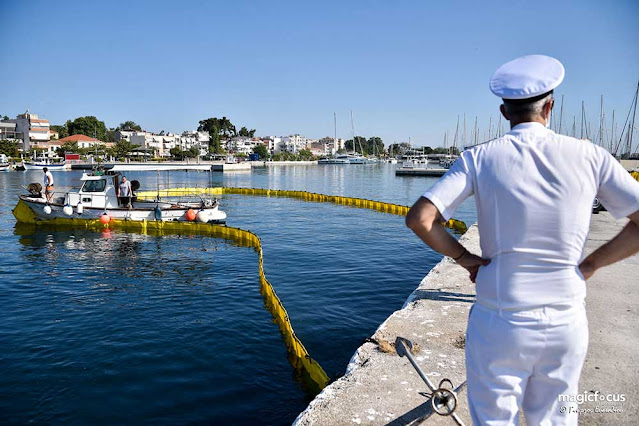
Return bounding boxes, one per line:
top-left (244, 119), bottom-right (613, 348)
top-left (238, 126), bottom-right (256, 137)
top-left (387, 142), bottom-right (411, 156)
top-left (1, 115), bottom-right (9, 121)
top-left (67, 116), bottom-right (107, 141)
top-left (105, 128), bottom-right (117, 142)
top-left (367, 136), bottom-right (384, 156)
top-left (50, 124), bottom-right (69, 139)
top-left (252, 144), bottom-right (268, 160)
top-left (169, 147), bottom-right (184, 160)
top-left (118, 121), bottom-right (142, 131)
top-left (56, 141), bottom-right (82, 157)
top-left (297, 149), bottom-right (314, 160)
top-left (112, 140), bottom-right (135, 158)
top-left (209, 127), bottom-right (224, 154)
top-left (0, 139), bottom-right (19, 157)
top-left (198, 117), bottom-right (237, 140)
top-left (185, 146), bottom-right (200, 158)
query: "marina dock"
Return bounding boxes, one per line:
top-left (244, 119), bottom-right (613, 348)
top-left (295, 212), bottom-right (638, 425)
top-left (395, 167), bottom-right (448, 177)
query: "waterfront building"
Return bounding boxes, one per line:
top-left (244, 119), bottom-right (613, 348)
top-left (3, 110), bottom-right (51, 151)
top-left (274, 134), bottom-right (307, 154)
top-left (226, 136), bottom-right (263, 156)
top-left (0, 121), bottom-right (21, 142)
top-left (180, 130), bottom-right (210, 156)
top-left (261, 136), bottom-right (280, 153)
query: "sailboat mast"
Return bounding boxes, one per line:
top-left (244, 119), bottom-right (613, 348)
top-left (474, 116), bottom-right (478, 146)
top-left (453, 115), bottom-right (460, 149)
top-left (628, 79), bottom-right (639, 156)
top-left (610, 110), bottom-right (616, 153)
top-left (488, 116), bottom-right (492, 140)
top-left (580, 101), bottom-right (585, 139)
top-left (463, 113), bottom-right (467, 148)
top-left (333, 112), bottom-right (337, 154)
top-left (599, 95), bottom-right (604, 147)
top-left (558, 95), bottom-right (564, 134)
top-left (350, 110), bottom-right (355, 155)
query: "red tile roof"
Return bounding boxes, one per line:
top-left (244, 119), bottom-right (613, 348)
top-left (58, 134), bottom-right (100, 142)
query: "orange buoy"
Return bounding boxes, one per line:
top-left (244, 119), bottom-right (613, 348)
top-left (186, 209), bottom-right (197, 221)
top-left (100, 213), bottom-right (111, 224)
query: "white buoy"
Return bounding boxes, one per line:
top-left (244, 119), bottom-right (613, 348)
top-left (196, 210), bottom-right (209, 223)
top-left (76, 202), bottom-right (83, 215)
top-left (43, 205), bottom-right (52, 215)
top-left (63, 204), bottom-right (73, 216)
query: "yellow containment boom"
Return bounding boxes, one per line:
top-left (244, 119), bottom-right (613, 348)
top-left (135, 186), bottom-right (469, 234)
top-left (13, 198), bottom-right (331, 393)
top-left (13, 187), bottom-right (468, 394)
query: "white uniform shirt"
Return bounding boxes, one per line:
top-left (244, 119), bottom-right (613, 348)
top-left (424, 122), bottom-right (639, 310)
top-left (44, 171), bottom-right (54, 186)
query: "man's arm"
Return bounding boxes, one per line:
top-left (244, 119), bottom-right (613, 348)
top-left (406, 197), bottom-right (490, 283)
top-left (579, 210), bottom-right (639, 280)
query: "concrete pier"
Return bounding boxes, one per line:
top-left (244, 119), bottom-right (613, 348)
top-left (295, 212), bottom-right (638, 425)
top-left (211, 162), bottom-right (252, 172)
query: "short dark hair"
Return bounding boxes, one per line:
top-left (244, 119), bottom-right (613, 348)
top-left (503, 91), bottom-right (553, 119)
top-left (43, 167), bottom-right (48, 172)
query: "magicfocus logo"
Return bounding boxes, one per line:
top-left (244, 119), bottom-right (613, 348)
top-left (558, 392), bottom-right (625, 415)
top-left (558, 391), bottom-right (626, 404)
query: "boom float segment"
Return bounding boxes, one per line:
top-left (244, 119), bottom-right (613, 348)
top-left (12, 199), bottom-right (331, 393)
top-left (136, 187), bottom-right (469, 234)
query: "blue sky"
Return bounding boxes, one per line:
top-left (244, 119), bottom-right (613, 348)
top-left (1, 0), bottom-right (637, 147)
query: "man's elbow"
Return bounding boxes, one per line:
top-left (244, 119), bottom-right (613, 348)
top-left (406, 198), bottom-right (437, 232)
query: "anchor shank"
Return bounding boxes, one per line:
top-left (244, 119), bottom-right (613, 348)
top-left (398, 341), bottom-right (437, 392)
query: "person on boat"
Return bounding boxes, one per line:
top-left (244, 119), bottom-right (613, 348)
top-left (43, 167), bottom-right (54, 203)
top-left (117, 176), bottom-right (133, 208)
top-left (406, 54), bottom-right (639, 425)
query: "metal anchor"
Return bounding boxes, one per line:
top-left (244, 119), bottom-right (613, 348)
top-left (395, 337), bottom-right (466, 425)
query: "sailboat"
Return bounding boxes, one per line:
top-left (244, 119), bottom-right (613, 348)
top-left (346, 111), bottom-right (369, 164)
top-left (318, 113), bottom-right (350, 164)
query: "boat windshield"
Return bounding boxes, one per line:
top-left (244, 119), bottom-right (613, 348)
top-left (82, 179), bottom-right (107, 193)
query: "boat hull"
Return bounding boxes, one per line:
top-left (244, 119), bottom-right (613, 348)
top-left (18, 196), bottom-right (227, 224)
top-left (23, 162), bottom-right (67, 171)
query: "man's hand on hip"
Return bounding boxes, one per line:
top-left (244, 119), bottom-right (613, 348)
top-left (457, 252), bottom-right (491, 283)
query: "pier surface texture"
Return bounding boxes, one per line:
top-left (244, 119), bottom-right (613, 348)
top-left (295, 212), bottom-right (637, 425)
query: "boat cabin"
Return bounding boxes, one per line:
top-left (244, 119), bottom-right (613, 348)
top-left (65, 173), bottom-right (130, 209)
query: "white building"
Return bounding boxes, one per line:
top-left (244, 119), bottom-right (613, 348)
top-left (274, 134), bottom-right (308, 154)
top-left (180, 131), bottom-right (210, 156)
top-left (318, 136), bottom-right (345, 154)
top-left (4, 110), bottom-right (51, 151)
top-left (226, 136), bottom-right (263, 156)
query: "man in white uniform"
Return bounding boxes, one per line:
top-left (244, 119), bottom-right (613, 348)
top-left (406, 55), bottom-right (639, 425)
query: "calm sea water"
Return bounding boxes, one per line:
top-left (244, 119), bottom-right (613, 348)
top-left (0, 164), bottom-right (476, 425)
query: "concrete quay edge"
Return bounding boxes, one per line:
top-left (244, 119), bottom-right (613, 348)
top-left (294, 212), bottom-right (638, 425)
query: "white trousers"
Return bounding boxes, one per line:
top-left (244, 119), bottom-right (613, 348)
top-left (465, 302), bottom-right (588, 425)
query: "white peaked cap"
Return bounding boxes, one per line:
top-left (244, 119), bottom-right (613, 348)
top-left (490, 54), bottom-right (565, 100)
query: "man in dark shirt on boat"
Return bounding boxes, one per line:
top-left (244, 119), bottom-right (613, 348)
top-left (118, 176), bottom-right (133, 208)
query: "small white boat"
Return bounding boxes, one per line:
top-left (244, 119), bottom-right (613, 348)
top-left (19, 172), bottom-right (227, 223)
top-left (23, 158), bottom-right (67, 171)
top-left (0, 163), bottom-right (12, 172)
top-left (318, 156), bottom-right (350, 164)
